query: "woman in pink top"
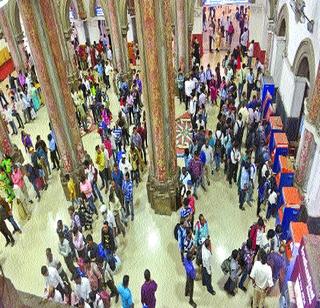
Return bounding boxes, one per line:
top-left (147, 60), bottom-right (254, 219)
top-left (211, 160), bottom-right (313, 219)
top-left (72, 227), bottom-right (85, 259)
top-left (79, 175), bottom-right (98, 215)
top-left (11, 165), bottom-right (33, 204)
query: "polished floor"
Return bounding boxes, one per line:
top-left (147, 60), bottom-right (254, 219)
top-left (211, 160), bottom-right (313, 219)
top-left (0, 17), bottom-right (279, 308)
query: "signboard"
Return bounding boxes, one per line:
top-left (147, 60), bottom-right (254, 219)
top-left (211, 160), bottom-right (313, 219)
top-left (95, 6), bottom-right (104, 17)
top-left (203, 0), bottom-right (250, 5)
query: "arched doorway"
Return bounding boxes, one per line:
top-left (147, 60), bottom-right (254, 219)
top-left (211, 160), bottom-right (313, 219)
top-left (270, 4), bottom-right (289, 86)
top-left (291, 38), bottom-right (316, 141)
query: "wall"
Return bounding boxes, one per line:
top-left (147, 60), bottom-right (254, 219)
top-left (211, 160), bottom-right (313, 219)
top-left (249, 0), bottom-right (269, 50)
top-left (277, 0), bottom-right (320, 71)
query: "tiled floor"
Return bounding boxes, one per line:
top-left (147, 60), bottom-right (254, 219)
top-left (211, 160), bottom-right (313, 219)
top-left (0, 9), bottom-right (279, 308)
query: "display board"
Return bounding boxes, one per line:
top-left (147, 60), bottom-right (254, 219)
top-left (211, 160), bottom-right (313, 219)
top-left (203, 0), bottom-right (251, 5)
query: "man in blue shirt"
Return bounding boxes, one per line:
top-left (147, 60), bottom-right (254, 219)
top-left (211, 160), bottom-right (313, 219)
top-left (122, 173), bottom-right (134, 221)
top-left (183, 252), bottom-right (197, 307)
top-left (117, 275), bottom-right (134, 308)
top-left (48, 133), bottom-right (60, 170)
top-left (111, 163), bottom-right (123, 189)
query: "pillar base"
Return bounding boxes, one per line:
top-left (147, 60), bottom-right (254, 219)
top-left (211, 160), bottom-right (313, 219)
top-left (59, 165), bottom-right (84, 201)
top-left (146, 175), bottom-right (179, 215)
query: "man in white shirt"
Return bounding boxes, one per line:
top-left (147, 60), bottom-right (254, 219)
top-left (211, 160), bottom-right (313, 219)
top-left (250, 250), bottom-right (274, 308)
top-left (74, 273), bottom-right (92, 301)
top-left (46, 248), bottom-right (69, 285)
top-left (247, 40), bottom-right (255, 67)
top-left (189, 95), bottom-right (197, 128)
top-left (104, 60), bottom-right (113, 89)
top-left (240, 27), bottom-right (249, 55)
top-left (201, 239), bottom-right (216, 295)
top-left (185, 75), bottom-right (195, 111)
top-left (179, 167), bottom-right (192, 197)
top-left (119, 155), bottom-right (132, 176)
top-left (201, 140), bottom-right (213, 185)
top-left (41, 265), bottom-right (65, 297)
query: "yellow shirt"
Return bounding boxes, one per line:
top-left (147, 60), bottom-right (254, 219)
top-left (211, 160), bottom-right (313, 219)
top-left (95, 151), bottom-right (105, 171)
top-left (67, 178), bottom-right (76, 200)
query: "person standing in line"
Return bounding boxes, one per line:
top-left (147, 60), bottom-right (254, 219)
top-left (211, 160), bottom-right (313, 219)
top-left (0, 205), bottom-right (15, 247)
top-left (117, 275), bottom-right (134, 308)
top-left (122, 172), bottom-right (134, 221)
top-left (228, 142), bottom-right (241, 187)
top-left (73, 273), bottom-right (92, 302)
top-left (41, 265), bottom-right (65, 297)
top-left (183, 252), bottom-right (197, 307)
top-left (48, 133), bottom-right (60, 170)
top-left (176, 69), bottom-right (185, 104)
top-left (239, 161), bottom-right (250, 211)
top-left (208, 22), bottom-right (214, 53)
top-left (79, 175), bottom-right (98, 216)
top-left (201, 239), bottom-right (216, 295)
top-left (238, 239), bottom-right (255, 292)
top-left (250, 249), bottom-right (274, 308)
top-left (46, 248), bottom-right (70, 286)
top-left (58, 233), bottom-right (75, 275)
top-left (141, 269), bottom-right (158, 308)
top-left (240, 27), bottom-right (249, 55)
top-left (246, 67), bottom-right (255, 101)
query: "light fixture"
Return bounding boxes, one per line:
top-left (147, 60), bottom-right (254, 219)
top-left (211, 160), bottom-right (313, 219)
top-left (289, 0), bottom-right (314, 33)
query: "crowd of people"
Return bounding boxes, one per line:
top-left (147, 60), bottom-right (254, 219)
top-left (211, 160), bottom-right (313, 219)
top-left (0, 4), bottom-right (287, 308)
top-left (173, 5), bottom-right (286, 307)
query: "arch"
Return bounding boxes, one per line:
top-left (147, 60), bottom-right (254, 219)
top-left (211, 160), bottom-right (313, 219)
top-left (59, 0), bottom-right (74, 34)
top-left (276, 3), bottom-right (289, 39)
top-left (292, 38), bottom-right (315, 89)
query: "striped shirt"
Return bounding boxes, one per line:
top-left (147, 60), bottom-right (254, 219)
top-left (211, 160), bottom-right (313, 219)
top-left (113, 127), bottom-right (122, 144)
top-left (180, 206), bottom-right (192, 219)
top-left (122, 180), bottom-right (133, 202)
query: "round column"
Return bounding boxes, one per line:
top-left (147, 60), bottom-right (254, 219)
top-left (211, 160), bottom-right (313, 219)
top-left (0, 8), bottom-right (25, 71)
top-left (18, 0), bottom-right (84, 197)
top-left (135, 0), bottom-right (178, 215)
top-left (107, 0), bottom-right (129, 75)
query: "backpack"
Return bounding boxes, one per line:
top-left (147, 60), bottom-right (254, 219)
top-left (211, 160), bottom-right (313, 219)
top-left (174, 223), bottom-right (180, 241)
top-left (221, 256), bottom-right (232, 274)
top-left (215, 132), bottom-right (223, 154)
top-left (76, 211), bottom-right (86, 228)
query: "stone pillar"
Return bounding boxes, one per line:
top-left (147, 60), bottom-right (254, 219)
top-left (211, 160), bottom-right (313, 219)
top-left (15, 32), bottom-right (28, 70)
top-left (107, 0), bottom-right (129, 75)
top-left (18, 0), bottom-right (85, 197)
top-left (135, 0), bottom-right (178, 215)
top-left (295, 128), bottom-right (315, 187)
top-left (307, 62), bottom-right (320, 124)
top-left (0, 8), bottom-right (25, 71)
top-left (175, 0), bottom-right (189, 72)
top-left (63, 30), bottom-right (79, 91)
top-left (0, 116), bottom-right (24, 163)
top-left (0, 116), bottom-right (12, 157)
